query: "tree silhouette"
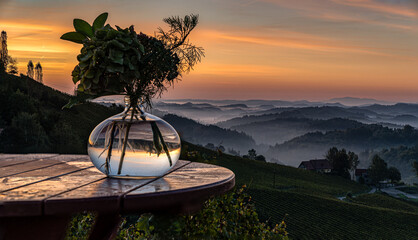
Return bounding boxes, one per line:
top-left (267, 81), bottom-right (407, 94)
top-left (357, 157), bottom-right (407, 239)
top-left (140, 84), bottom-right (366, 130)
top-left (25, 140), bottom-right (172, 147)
top-left (387, 167), bottom-right (401, 182)
top-left (326, 147), bottom-right (358, 179)
top-left (7, 56), bottom-right (18, 75)
top-left (368, 155), bottom-right (387, 185)
top-left (247, 149), bottom-right (257, 160)
top-left (27, 60), bottom-right (34, 78)
top-left (0, 31), bottom-right (8, 71)
top-left (368, 155), bottom-right (402, 185)
top-left (35, 62), bottom-right (43, 83)
top-left (242, 149), bottom-right (265, 162)
top-left (348, 151), bottom-right (359, 180)
top-left (413, 161), bottom-right (418, 176)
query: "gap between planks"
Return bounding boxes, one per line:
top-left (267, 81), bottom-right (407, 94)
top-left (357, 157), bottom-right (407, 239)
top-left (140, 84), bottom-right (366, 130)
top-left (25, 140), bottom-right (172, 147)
top-left (0, 154), bottom-right (60, 168)
top-left (0, 166), bottom-right (95, 193)
top-left (0, 157), bottom-right (91, 178)
top-left (40, 161), bottom-right (192, 215)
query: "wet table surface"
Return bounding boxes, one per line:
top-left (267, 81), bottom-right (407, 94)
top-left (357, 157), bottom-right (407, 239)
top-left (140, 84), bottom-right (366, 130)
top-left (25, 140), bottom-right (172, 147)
top-left (0, 154), bottom-right (235, 240)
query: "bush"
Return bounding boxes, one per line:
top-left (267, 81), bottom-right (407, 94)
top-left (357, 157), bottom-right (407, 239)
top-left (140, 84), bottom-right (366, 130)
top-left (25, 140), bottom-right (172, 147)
top-left (66, 187), bottom-right (289, 240)
top-left (117, 186), bottom-right (288, 240)
top-left (65, 212), bottom-right (95, 240)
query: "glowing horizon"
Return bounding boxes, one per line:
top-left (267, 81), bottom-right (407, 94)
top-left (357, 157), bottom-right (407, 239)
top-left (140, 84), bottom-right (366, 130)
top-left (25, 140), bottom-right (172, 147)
top-left (1, 0), bottom-right (418, 102)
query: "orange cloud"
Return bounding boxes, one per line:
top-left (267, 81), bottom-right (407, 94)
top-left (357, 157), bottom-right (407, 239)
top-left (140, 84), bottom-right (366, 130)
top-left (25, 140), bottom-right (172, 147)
top-left (1, 1), bottom-right (418, 102)
top-left (331, 0), bottom-right (417, 18)
top-left (194, 63), bottom-right (296, 77)
top-left (201, 29), bottom-right (401, 58)
top-left (315, 13), bottom-right (415, 30)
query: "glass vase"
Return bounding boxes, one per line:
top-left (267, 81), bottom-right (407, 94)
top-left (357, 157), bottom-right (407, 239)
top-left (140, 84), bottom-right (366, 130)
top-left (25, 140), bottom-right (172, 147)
top-left (87, 96), bottom-right (181, 178)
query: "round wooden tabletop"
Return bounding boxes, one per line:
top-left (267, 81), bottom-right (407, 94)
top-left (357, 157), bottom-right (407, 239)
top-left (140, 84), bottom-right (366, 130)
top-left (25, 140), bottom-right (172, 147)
top-left (0, 154), bottom-right (235, 240)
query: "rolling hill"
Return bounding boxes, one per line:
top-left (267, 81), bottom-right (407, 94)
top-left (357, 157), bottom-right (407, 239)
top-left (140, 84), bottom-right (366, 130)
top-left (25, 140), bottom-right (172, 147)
top-left (181, 142), bottom-right (418, 240)
top-left (265, 124), bottom-right (418, 183)
top-left (217, 104), bottom-right (418, 130)
top-left (162, 114), bottom-right (256, 153)
top-left (0, 72), bottom-right (121, 153)
top-left (228, 117), bottom-right (365, 145)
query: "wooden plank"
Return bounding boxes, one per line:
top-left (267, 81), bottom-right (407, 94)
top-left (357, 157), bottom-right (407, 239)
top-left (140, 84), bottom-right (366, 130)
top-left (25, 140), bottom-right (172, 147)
top-left (44, 160), bottom-right (190, 215)
top-left (123, 162), bottom-right (235, 214)
top-left (0, 154), bottom-right (28, 160)
top-left (0, 155), bottom-right (87, 178)
top-left (0, 154), bottom-right (59, 168)
top-left (127, 162), bottom-right (234, 194)
top-left (0, 157), bottom-right (94, 192)
top-left (0, 167), bottom-right (104, 217)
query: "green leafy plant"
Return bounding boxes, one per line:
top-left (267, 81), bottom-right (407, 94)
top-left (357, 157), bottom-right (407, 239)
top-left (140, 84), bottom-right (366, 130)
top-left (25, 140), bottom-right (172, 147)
top-left (62, 13), bottom-right (144, 97)
top-left (65, 212), bottom-right (95, 240)
top-left (65, 187), bottom-right (289, 239)
top-left (61, 12), bottom-right (203, 107)
top-left (61, 13), bottom-right (204, 175)
top-left (117, 186), bottom-right (289, 239)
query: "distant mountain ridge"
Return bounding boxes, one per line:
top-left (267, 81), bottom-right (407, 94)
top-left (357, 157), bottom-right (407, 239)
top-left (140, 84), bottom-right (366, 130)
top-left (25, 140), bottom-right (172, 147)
top-left (218, 104), bottom-right (418, 129)
top-left (327, 97), bottom-right (393, 106)
top-left (161, 98), bottom-right (347, 108)
top-left (93, 97), bottom-right (418, 127)
top-left (229, 117), bottom-right (366, 145)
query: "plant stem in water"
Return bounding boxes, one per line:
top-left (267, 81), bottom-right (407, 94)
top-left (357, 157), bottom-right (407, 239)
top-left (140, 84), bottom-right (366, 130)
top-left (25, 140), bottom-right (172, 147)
top-left (117, 106), bottom-right (135, 174)
top-left (105, 121), bottom-right (117, 175)
top-left (155, 123), bottom-right (172, 166)
top-left (150, 121), bottom-right (172, 166)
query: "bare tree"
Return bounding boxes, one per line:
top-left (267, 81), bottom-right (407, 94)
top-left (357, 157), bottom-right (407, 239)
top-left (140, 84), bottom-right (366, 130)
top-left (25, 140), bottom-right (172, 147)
top-left (35, 62), bottom-right (43, 83)
top-left (27, 60), bottom-right (34, 78)
top-left (0, 31), bottom-right (8, 71)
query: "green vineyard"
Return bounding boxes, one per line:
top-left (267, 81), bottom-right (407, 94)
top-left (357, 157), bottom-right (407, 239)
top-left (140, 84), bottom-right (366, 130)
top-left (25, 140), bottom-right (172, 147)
top-left (250, 189), bottom-right (417, 240)
top-left (181, 142), bottom-right (418, 240)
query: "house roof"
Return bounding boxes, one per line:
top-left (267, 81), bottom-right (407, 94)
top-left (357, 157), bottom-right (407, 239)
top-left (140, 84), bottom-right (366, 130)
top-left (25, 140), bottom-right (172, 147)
top-left (299, 161), bottom-right (314, 170)
top-left (355, 169), bottom-right (368, 176)
top-left (298, 159), bottom-right (332, 170)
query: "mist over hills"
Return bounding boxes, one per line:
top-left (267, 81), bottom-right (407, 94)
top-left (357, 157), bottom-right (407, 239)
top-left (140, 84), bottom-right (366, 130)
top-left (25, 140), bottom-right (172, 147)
top-left (266, 125), bottom-right (418, 183)
top-left (162, 114), bottom-right (256, 154)
top-left (228, 118), bottom-right (365, 145)
top-left (266, 124), bottom-right (418, 162)
top-left (155, 100), bottom-right (418, 128)
top-left (94, 96), bottom-right (418, 127)
top-left (83, 96), bottom-right (418, 183)
top-left (161, 98), bottom-right (389, 107)
top-left (153, 99), bottom-right (418, 183)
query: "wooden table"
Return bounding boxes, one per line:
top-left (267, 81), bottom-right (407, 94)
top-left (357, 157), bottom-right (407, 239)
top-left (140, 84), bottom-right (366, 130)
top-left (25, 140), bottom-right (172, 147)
top-left (0, 154), bottom-right (235, 240)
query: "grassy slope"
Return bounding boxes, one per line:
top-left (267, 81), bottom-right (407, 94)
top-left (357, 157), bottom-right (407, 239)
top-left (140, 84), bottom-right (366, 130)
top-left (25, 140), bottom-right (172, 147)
top-left (0, 73), bottom-right (121, 153)
top-left (181, 143), bottom-right (418, 240)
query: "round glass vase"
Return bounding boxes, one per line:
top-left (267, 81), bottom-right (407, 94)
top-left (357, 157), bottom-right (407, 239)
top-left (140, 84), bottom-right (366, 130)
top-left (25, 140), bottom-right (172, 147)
top-left (87, 96), bottom-right (181, 178)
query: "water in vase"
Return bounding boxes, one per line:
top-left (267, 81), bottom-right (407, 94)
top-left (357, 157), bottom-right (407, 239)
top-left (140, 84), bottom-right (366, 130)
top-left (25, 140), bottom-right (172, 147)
top-left (88, 114), bottom-right (181, 178)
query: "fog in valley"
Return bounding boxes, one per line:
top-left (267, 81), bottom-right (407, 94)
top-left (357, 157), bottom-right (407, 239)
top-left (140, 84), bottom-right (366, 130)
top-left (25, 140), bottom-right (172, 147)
top-left (94, 96), bottom-right (418, 183)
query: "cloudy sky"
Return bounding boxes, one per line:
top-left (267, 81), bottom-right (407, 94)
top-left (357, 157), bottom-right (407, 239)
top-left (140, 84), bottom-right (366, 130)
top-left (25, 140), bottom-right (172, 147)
top-left (1, 0), bottom-right (417, 101)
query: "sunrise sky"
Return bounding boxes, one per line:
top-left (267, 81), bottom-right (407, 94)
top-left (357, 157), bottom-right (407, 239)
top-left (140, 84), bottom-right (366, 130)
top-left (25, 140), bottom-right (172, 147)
top-left (1, 0), bottom-right (417, 101)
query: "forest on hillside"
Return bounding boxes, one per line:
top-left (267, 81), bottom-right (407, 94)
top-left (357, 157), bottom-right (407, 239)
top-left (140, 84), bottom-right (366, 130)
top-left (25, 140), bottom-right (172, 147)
top-left (0, 72), bottom-right (121, 153)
